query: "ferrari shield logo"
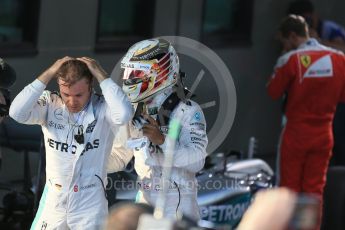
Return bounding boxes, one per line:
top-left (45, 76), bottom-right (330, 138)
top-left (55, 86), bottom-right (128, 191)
top-left (300, 55), bottom-right (311, 68)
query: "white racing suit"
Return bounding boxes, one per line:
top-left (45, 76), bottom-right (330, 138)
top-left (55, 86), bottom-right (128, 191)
top-left (9, 78), bottom-right (133, 230)
top-left (108, 96), bottom-right (208, 221)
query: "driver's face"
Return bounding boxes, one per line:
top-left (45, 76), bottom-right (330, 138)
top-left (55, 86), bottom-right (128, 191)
top-left (58, 78), bottom-right (91, 113)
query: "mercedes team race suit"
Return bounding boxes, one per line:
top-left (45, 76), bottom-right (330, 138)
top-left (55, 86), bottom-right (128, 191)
top-left (9, 78), bottom-right (133, 230)
top-left (267, 38), bottom-right (345, 226)
top-left (108, 97), bottom-right (208, 221)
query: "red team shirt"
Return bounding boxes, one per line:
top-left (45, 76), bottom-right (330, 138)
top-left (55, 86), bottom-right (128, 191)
top-left (268, 39), bottom-right (345, 126)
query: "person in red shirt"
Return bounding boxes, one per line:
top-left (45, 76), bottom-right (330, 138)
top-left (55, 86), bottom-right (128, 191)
top-left (267, 15), bottom-right (345, 229)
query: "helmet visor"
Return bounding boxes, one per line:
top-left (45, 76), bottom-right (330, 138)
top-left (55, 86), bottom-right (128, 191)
top-left (122, 69), bottom-right (150, 85)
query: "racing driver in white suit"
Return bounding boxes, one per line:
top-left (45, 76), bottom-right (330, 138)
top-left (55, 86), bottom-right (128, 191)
top-left (108, 38), bottom-right (208, 220)
top-left (9, 57), bottom-right (133, 229)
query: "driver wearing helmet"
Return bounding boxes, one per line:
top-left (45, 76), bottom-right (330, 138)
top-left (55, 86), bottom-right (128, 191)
top-left (108, 38), bottom-right (208, 220)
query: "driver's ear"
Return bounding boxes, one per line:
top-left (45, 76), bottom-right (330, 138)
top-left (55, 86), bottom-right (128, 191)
top-left (89, 80), bottom-right (92, 91)
top-left (57, 77), bottom-right (62, 86)
top-left (89, 83), bottom-right (93, 93)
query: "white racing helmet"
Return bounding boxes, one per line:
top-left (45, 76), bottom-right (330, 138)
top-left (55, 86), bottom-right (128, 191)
top-left (121, 38), bottom-right (179, 103)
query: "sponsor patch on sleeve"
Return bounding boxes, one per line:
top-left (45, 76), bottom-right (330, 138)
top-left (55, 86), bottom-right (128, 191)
top-left (193, 111), bottom-right (202, 122)
top-left (302, 54), bottom-right (333, 79)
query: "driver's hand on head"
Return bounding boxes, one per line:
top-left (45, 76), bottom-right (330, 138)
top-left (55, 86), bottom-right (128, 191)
top-left (142, 114), bottom-right (165, 145)
top-left (48, 56), bottom-right (74, 75)
top-left (77, 57), bottom-right (108, 83)
top-left (38, 56), bottom-right (74, 85)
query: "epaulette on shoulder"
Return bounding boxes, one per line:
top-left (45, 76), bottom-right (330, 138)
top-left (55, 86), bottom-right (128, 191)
top-left (50, 91), bottom-right (61, 102)
top-left (51, 91), bottom-right (60, 96)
